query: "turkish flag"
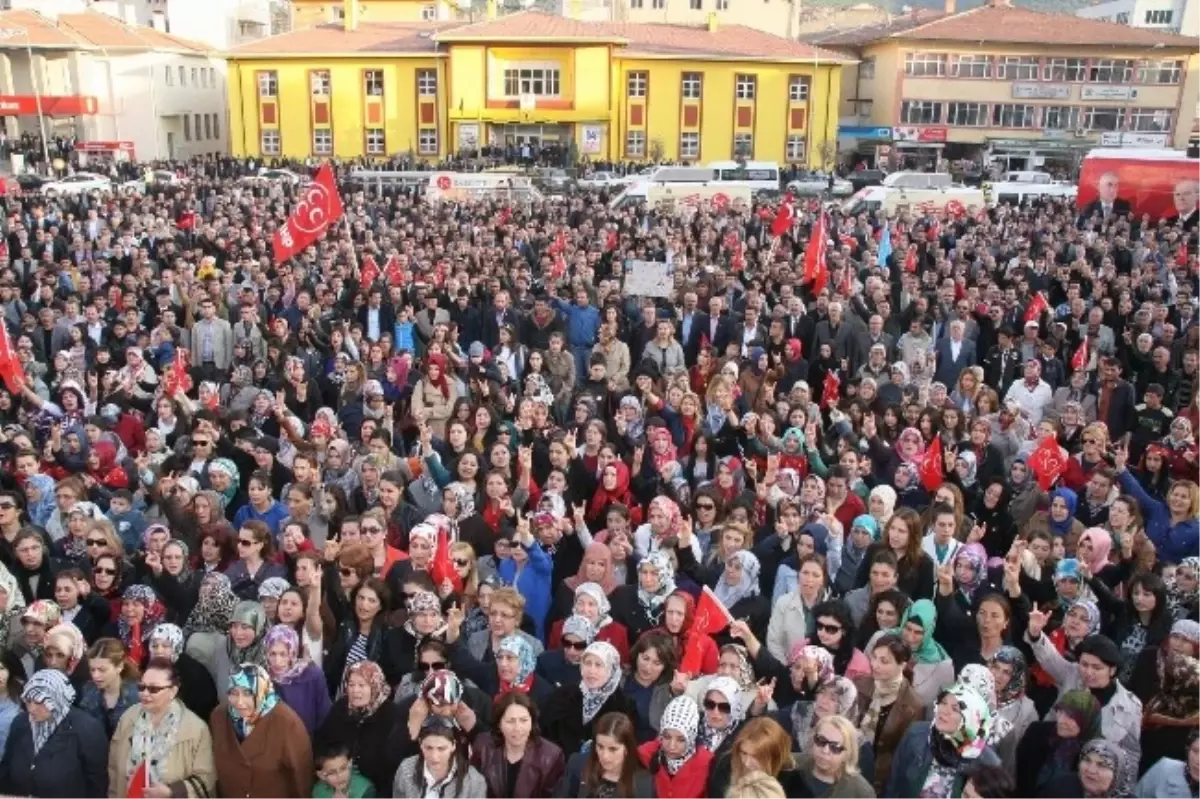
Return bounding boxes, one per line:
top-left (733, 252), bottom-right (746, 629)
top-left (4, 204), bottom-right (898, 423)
top-left (1024, 292), bottom-right (1050, 324)
top-left (548, 231), bottom-right (567, 256)
top-left (428, 528), bottom-right (462, 594)
top-left (680, 587), bottom-right (731, 674)
top-left (383, 253), bottom-right (406, 286)
top-left (821, 369), bottom-right (840, 409)
top-left (125, 761), bottom-right (148, 799)
top-left (359, 255), bottom-right (380, 288)
top-left (839, 264), bottom-right (854, 297)
top-left (903, 245), bottom-right (918, 273)
top-left (550, 252), bottom-right (568, 280)
top-left (272, 163), bottom-right (344, 263)
top-left (803, 213), bottom-right (830, 296)
top-left (1177, 242), bottom-right (1188, 265)
top-left (732, 240), bottom-right (746, 272)
top-left (177, 210), bottom-right (196, 230)
top-left (770, 192), bottom-right (795, 238)
top-left (1071, 335), bottom-right (1089, 372)
top-left (0, 322), bottom-right (24, 395)
top-left (926, 219), bottom-right (940, 242)
top-left (920, 435), bottom-right (945, 492)
top-left (605, 229), bottom-right (618, 252)
top-left (838, 233), bottom-right (857, 252)
top-left (1029, 435), bottom-right (1067, 490)
top-left (162, 349), bottom-right (192, 397)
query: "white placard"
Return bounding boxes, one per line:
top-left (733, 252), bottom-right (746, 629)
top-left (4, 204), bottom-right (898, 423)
top-left (581, 124), bottom-right (602, 154)
top-left (623, 260), bottom-right (672, 297)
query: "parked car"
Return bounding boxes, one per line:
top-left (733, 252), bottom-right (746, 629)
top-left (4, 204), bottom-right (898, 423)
top-left (532, 168), bottom-right (573, 191)
top-left (787, 172), bottom-right (853, 197)
top-left (849, 169), bottom-right (887, 192)
top-left (576, 171), bottom-right (631, 189)
top-left (256, 168), bottom-right (308, 185)
top-left (121, 170), bottom-right (188, 194)
top-left (12, 174), bottom-right (48, 192)
top-left (42, 172), bottom-right (112, 196)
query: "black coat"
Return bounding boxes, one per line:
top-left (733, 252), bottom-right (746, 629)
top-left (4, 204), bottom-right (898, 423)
top-left (0, 708), bottom-right (109, 798)
top-left (609, 583), bottom-right (661, 642)
top-left (541, 684), bottom-right (637, 759)
top-left (176, 651), bottom-right (219, 722)
top-left (390, 683), bottom-right (493, 764)
top-left (316, 698), bottom-right (401, 795)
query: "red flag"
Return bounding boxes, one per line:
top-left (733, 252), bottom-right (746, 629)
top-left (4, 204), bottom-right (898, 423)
top-left (903, 245), bottom-right (918, 273)
top-left (493, 207), bottom-right (511, 228)
top-left (920, 435), bottom-right (945, 492)
top-left (162, 349), bottom-right (193, 397)
top-left (1177, 241), bottom-right (1188, 265)
top-left (548, 230), bottom-right (567, 256)
top-left (429, 528), bottom-right (461, 593)
top-left (0, 322), bottom-right (24, 395)
top-left (821, 370), bottom-right (840, 409)
top-left (731, 240), bottom-right (746, 272)
top-left (803, 213), bottom-right (830, 296)
top-left (839, 264), bottom-right (854, 297)
top-left (359, 255), bottom-right (380, 288)
top-left (177, 209), bottom-right (196, 230)
top-left (1024, 292), bottom-right (1049, 323)
top-left (1071, 335), bottom-right (1089, 372)
top-left (605, 229), bottom-right (618, 252)
top-left (550, 252), bottom-right (567, 280)
top-left (926, 219), bottom-right (940, 242)
top-left (838, 233), bottom-right (857, 252)
top-left (383, 253), bottom-right (406, 286)
top-left (272, 163), bottom-right (344, 263)
top-left (1029, 435), bottom-right (1067, 490)
top-left (125, 761), bottom-right (148, 799)
top-left (770, 192), bottom-right (795, 238)
top-left (680, 587), bottom-right (731, 674)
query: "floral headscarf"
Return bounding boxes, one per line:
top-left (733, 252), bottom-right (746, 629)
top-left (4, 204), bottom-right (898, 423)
top-left (257, 577), bottom-right (291, 602)
top-left (263, 625), bottom-right (309, 685)
top-left (1166, 556), bottom-right (1199, 621)
top-left (1079, 739), bottom-right (1136, 799)
top-left (44, 623), bottom-right (85, 673)
top-left (23, 669), bottom-right (75, 754)
top-left (1146, 652), bottom-right (1200, 720)
top-left (714, 550), bottom-right (761, 609)
top-left (647, 496), bottom-right (682, 540)
top-left (954, 544), bottom-right (988, 601)
top-left (580, 641), bottom-right (622, 724)
top-left (647, 427), bottom-right (678, 473)
top-left (24, 475), bottom-right (57, 527)
top-left (119, 584), bottom-right (165, 648)
top-left (149, 624), bottom-right (185, 662)
top-left (22, 600), bottom-right (61, 630)
top-left (496, 634), bottom-right (537, 694)
top-left (896, 427), bottom-right (926, 465)
top-left (720, 644), bottom-right (755, 692)
top-left (789, 643), bottom-right (835, 684)
top-left (574, 582), bottom-right (612, 626)
top-left (446, 483), bottom-right (476, 522)
top-left (956, 664), bottom-right (1013, 745)
top-left (209, 458), bottom-right (241, 504)
top-left (698, 674), bottom-right (744, 751)
top-left (658, 696), bottom-right (700, 775)
top-left (227, 664), bottom-right (278, 741)
top-left (987, 646), bottom-right (1028, 707)
top-left (939, 684), bottom-right (992, 761)
top-left (185, 572), bottom-right (238, 636)
top-left (343, 661), bottom-right (389, 717)
top-left (637, 551), bottom-right (676, 623)
top-left (1068, 599), bottom-right (1103, 639)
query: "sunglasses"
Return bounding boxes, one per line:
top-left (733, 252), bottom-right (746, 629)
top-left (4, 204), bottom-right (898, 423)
top-left (816, 622), bottom-right (843, 635)
top-left (695, 502), bottom-right (715, 511)
top-left (1083, 438), bottom-right (1100, 445)
top-left (237, 538), bottom-right (256, 547)
top-left (361, 525), bottom-right (383, 535)
top-left (813, 733), bottom-right (846, 755)
top-left (703, 699), bottom-right (732, 714)
top-left (94, 566), bottom-right (117, 576)
top-left (562, 640), bottom-right (588, 651)
top-left (417, 660), bottom-right (448, 672)
top-left (137, 683), bottom-right (173, 694)
top-left (86, 538), bottom-right (107, 547)
top-left (339, 567), bottom-right (356, 578)
top-left (193, 440), bottom-right (211, 447)
top-left (452, 558), bottom-right (470, 567)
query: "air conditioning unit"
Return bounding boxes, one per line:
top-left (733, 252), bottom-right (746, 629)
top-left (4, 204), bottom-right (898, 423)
top-left (1074, 127), bottom-right (1089, 138)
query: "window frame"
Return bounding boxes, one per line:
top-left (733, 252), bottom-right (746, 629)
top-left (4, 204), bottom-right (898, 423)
top-left (257, 71), bottom-right (277, 97)
top-left (1043, 57), bottom-right (1087, 82)
top-left (681, 72), bottom-right (702, 100)
top-left (950, 54), bottom-right (991, 79)
top-left (904, 52), bottom-right (947, 77)
top-left (1083, 106), bottom-right (1122, 132)
top-left (627, 71), bottom-right (648, 98)
top-left (788, 76), bottom-right (810, 102)
top-left (501, 66), bottom-right (561, 98)
top-left (418, 129), bottom-right (438, 155)
top-left (418, 69), bottom-right (438, 97)
top-left (364, 69), bottom-right (385, 96)
top-left (679, 131), bottom-right (700, 159)
top-left (261, 129), bottom-right (281, 155)
top-left (366, 128), bottom-right (387, 155)
top-left (735, 74), bottom-right (756, 100)
top-left (732, 132), bottom-right (753, 157)
top-left (625, 130), bottom-right (646, 158)
top-left (946, 101), bottom-right (987, 127)
top-left (991, 103), bottom-right (1035, 128)
top-left (785, 134), bottom-right (806, 162)
top-left (995, 56), bottom-right (1040, 81)
top-left (313, 128), bottom-right (333, 155)
top-left (311, 70), bottom-right (332, 96)
top-left (1128, 107), bottom-right (1173, 132)
top-left (900, 100), bottom-right (942, 125)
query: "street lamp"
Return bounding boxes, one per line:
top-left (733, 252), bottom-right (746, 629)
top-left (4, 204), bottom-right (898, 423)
top-left (0, 27), bottom-right (51, 170)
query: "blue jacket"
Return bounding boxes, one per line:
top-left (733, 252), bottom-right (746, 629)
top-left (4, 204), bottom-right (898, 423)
top-left (232, 500), bottom-right (290, 539)
top-left (550, 298), bottom-right (601, 349)
top-left (1118, 470), bottom-right (1199, 565)
top-left (885, 721), bottom-right (1000, 798)
top-left (496, 540), bottom-right (554, 641)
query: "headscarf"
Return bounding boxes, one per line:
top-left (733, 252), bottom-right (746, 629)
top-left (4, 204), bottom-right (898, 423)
top-left (424, 354), bottom-right (452, 399)
top-left (1055, 558), bottom-right (1082, 585)
top-left (257, 577), bottom-right (291, 602)
top-left (1053, 690), bottom-right (1103, 766)
top-left (580, 641), bottom-right (622, 724)
top-left (896, 427), bottom-right (926, 465)
top-left (1068, 599), bottom-right (1103, 639)
top-left (637, 551), bottom-right (676, 623)
top-left (226, 601), bottom-right (268, 667)
top-left (22, 669), bottom-right (75, 754)
top-left (619, 395), bottom-right (645, 442)
top-left (987, 646), bottom-right (1028, 707)
top-left (209, 458), bottom-right (241, 505)
top-left (562, 614), bottom-right (597, 645)
top-left (893, 599), bottom-right (949, 664)
top-left (1166, 558), bottom-right (1200, 621)
top-left (24, 475), bottom-right (57, 527)
top-left (496, 634), bottom-right (537, 695)
top-left (954, 544), bottom-right (987, 601)
top-left (22, 600), bottom-right (61, 633)
top-left (851, 514), bottom-right (880, 542)
top-left (149, 623), bottom-right (185, 662)
top-left (647, 496), bottom-right (683, 540)
top-left (719, 644), bottom-right (755, 692)
top-left (573, 582), bottom-right (613, 627)
top-left (1049, 487), bottom-right (1078, 537)
top-left (44, 623), bottom-right (85, 673)
top-left (263, 624), bottom-right (309, 685)
top-left (647, 426), bottom-right (678, 473)
top-left (869, 485), bottom-right (897, 525)
top-left (713, 550), bottom-right (761, 609)
top-left (931, 685), bottom-right (992, 766)
top-left (955, 450), bottom-right (978, 488)
top-left (588, 462), bottom-right (632, 523)
top-left (956, 664), bottom-right (1013, 745)
top-left (1145, 652), bottom-right (1200, 720)
top-left (698, 674), bottom-right (744, 751)
top-left (227, 663), bottom-right (278, 741)
top-left (1079, 739), bottom-right (1136, 798)
top-left (343, 660), bottom-right (389, 717)
top-left (658, 696), bottom-right (699, 775)
top-left (789, 643), bottom-right (834, 684)
top-left (0, 563), bottom-right (26, 616)
top-left (565, 544), bottom-right (618, 595)
top-left (119, 584), bottom-right (165, 661)
top-left (185, 572), bottom-right (238, 636)
top-left (1078, 527), bottom-right (1113, 576)
top-left (446, 483), bottom-right (476, 522)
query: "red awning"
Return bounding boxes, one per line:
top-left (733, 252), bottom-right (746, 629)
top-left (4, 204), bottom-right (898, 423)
top-left (0, 95), bottom-right (98, 116)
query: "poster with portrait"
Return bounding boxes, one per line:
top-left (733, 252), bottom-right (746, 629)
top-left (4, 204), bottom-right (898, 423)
top-left (1076, 151), bottom-right (1199, 226)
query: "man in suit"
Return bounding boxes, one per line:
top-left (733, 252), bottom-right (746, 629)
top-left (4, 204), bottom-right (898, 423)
top-left (357, 287), bottom-right (396, 344)
top-left (1167, 178), bottom-right (1199, 232)
top-left (480, 289), bottom-right (518, 351)
top-left (1097, 356), bottom-right (1137, 444)
top-left (933, 319), bottom-right (977, 388)
top-left (30, 306), bottom-right (72, 365)
top-left (190, 296), bottom-right (233, 383)
top-left (689, 295), bottom-right (733, 359)
top-left (1078, 170), bottom-right (1132, 223)
top-left (729, 304), bottom-right (768, 359)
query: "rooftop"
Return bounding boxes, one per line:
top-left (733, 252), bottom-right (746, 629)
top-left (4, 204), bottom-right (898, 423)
top-left (0, 8), bottom-right (207, 53)
top-left (227, 20), bottom-right (451, 56)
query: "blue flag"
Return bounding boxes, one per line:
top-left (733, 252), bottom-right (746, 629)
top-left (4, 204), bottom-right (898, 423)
top-left (876, 225), bottom-right (892, 268)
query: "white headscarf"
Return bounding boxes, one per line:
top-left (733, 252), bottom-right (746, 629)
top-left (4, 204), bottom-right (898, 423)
top-left (698, 674), bottom-right (744, 751)
top-left (579, 641), bottom-right (621, 724)
top-left (713, 550), bottom-right (761, 609)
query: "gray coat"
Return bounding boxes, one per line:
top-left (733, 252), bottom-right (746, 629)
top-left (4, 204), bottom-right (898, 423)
top-left (392, 755), bottom-right (486, 799)
top-left (190, 317), bottom-right (234, 370)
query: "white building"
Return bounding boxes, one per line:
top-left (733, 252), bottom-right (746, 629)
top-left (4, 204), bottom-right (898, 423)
top-left (1077, 0), bottom-right (1198, 36)
top-left (0, 5), bottom-right (228, 161)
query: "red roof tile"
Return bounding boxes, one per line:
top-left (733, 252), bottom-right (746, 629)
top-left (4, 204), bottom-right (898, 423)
top-left (0, 9), bottom-right (207, 52)
top-left (229, 21), bottom-right (452, 55)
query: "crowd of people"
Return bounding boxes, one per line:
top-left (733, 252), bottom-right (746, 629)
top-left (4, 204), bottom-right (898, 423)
top-left (0, 151), bottom-right (1192, 799)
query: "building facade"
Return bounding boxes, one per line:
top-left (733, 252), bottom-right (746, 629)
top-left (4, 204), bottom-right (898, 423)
top-left (1077, 0), bottom-right (1197, 37)
top-left (813, 0), bottom-right (1199, 172)
top-left (227, 1), bottom-right (846, 165)
top-left (290, 0), bottom-right (459, 26)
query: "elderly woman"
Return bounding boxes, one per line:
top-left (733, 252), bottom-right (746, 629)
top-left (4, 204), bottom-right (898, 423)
top-left (887, 685), bottom-right (1001, 798)
top-left (209, 664), bottom-right (313, 798)
top-left (264, 624), bottom-right (331, 734)
top-left (108, 658), bottom-right (216, 799)
top-left (712, 550), bottom-right (770, 643)
top-left (0, 669), bottom-right (109, 797)
top-left (548, 581), bottom-right (630, 665)
top-left (149, 623), bottom-right (218, 721)
top-left (119, 584), bottom-right (166, 666)
top-left (697, 674), bottom-right (747, 764)
top-left (611, 552), bottom-right (677, 644)
top-left (314, 661), bottom-right (401, 794)
top-left (537, 614), bottom-right (595, 688)
top-left (202, 600), bottom-right (268, 699)
top-left (543, 641), bottom-right (636, 757)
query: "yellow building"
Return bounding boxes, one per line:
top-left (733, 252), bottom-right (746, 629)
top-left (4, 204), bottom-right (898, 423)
top-left (810, 0), bottom-right (1200, 171)
top-left (228, 0), bottom-right (848, 165)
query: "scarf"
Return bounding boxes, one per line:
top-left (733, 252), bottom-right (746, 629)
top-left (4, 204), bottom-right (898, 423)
top-left (790, 677), bottom-right (857, 750)
top-left (209, 458), bottom-right (241, 506)
top-left (228, 664), bottom-right (278, 741)
top-left (647, 427), bottom-right (678, 473)
top-left (697, 675), bottom-right (743, 752)
top-left (588, 463), bottom-right (633, 523)
top-left (226, 601), bottom-right (267, 667)
top-left (1145, 652), bottom-right (1200, 720)
top-left (128, 699), bottom-right (183, 786)
top-left (580, 641), bottom-right (621, 724)
top-left (185, 572), bottom-right (238, 636)
top-left (1166, 557), bottom-right (1199, 621)
top-left (956, 664), bottom-right (1013, 745)
top-left (149, 624), bottom-right (185, 662)
top-left (891, 600), bottom-right (949, 665)
top-left (343, 661), bottom-right (390, 718)
top-left (119, 584), bottom-right (165, 665)
top-left (988, 646), bottom-right (1028, 707)
top-left (954, 544), bottom-right (987, 603)
top-left (264, 624), bottom-right (309, 685)
top-left (1048, 488), bottom-right (1078, 537)
top-left (704, 401), bottom-right (728, 433)
top-left (713, 550), bottom-right (761, 610)
top-left (496, 634), bottom-right (537, 697)
top-left (564, 544), bottom-right (618, 595)
top-left (24, 475), bottom-right (57, 527)
top-left (658, 696), bottom-right (699, 776)
top-left (572, 582), bottom-right (613, 629)
top-left (859, 673), bottom-right (905, 746)
top-left (1079, 739), bottom-right (1136, 799)
top-left (720, 644), bottom-right (756, 692)
top-left (637, 551), bottom-right (676, 625)
top-left (23, 670), bottom-right (75, 755)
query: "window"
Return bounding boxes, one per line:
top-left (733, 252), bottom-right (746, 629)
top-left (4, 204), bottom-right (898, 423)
top-left (625, 131), bottom-right (645, 158)
top-left (1044, 57), bottom-right (1087, 82)
top-left (502, 67), bottom-right (561, 97)
top-left (717, 0), bottom-right (728, 8)
top-left (366, 129), bottom-right (386, 155)
top-left (735, 75), bottom-right (755, 100)
top-left (198, 68), bottom-right (206, 88)
top-left (311, 70), bottom-right (331, 95)
top-left (178, 65), bottom-right (186, 85)
top-left (853, 99), bottom-right (874, 116)
top-left (946, 102), bottom-right (987, 126)
top-left (951, 54), bottom-right (990, 78)
top-left (418, 69), bottom-right (437, 96)
top-left (1139, 59), bottom-right (1182, 84)
top-left (733, 132), bottom-right (753, 156)
top-left (165, 65), bottom-right (173, 86)
top-left (313, 129), bottom-right (333, 155)
top-left (194, 114), bottom-right (202, 139)
top-left (652, 0), bottom-right (663, 8)
top-left (1083, 106), bottom-right (1122, 131)
top-left (859, 58), bottom-right (875, 80)
top-left (1115, 11), bottom-right (1130, 23)
top-left (209, 68), bottom-right (215, 86)
top-left (788, 76), bottom-right (810, 102)
top-left (261, 130), bottom-right (281, 155)
top-left (627, 71), bottom-right (647, 98)
top-left (1129, 107), bottom-right (1173, 131)
top-left (786, 135), bottom-right (806, 162)
top-left (1041, 105), bottom-right (1078, 130)
top-left (1089, 59), bottom-right (1134, 83)
top-left (258, 71), bottom-right (277, 97)
top-left (681, 72), bottom-right (702, 99)
top-left (991, 103), bottom-right (1034, 127)
top-left (183, 114), bottom-right (191, 141)
top-left (418, 129), bottom-right (438, 155)
top-left (629, 0), bottom-right (642, 8)
top-left (996, 56), bottom-right (1039, 81)
top-left (421, 4), bottom-right (436, 18)
top-left (203, 115), bottom-right (211, 139)
top-left (1145, 8), bottom-right (1173, 23)
top-left (213, 114), bottom-right (220, 139)
top-left (680, 132), bottom-right (699, 158)
top-left (900, 100), bottom-right (942, 124)
top-left (190, 67), bottom-right (198, 85)
top-left (904, 52), bottom-right (946, 77)
top-left (690, 0), bottom-right (701, 8)
top-left (365, 70), bottom-right (384, 96)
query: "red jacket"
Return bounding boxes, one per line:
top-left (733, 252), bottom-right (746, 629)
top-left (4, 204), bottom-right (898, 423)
top-left (548, 619), bottom-right (630, 666)
top-left (638, 741), bottom-right (714, 799)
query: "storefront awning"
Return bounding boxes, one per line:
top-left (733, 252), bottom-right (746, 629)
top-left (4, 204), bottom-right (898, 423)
top-left (0, 95), bottom-right (97, 116)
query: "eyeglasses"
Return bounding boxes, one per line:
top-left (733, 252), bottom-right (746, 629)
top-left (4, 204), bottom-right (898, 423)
top-left (562, 639), bottom-right (588, 651)
top-left (193, 440), bottom-right (211, 447)
top-left (812, 733), bottom-right (846, 755)
top-left (0, 502), bottom-right (16, 511)
top-left (237, 538), bottom-right (256, 547)
top-left (417, 660), bottom-right (447, 672)
top-left (361, 525), bottom-right (383, 536)
top-left (94, 566), bottom-right (117, 576)
top-left (452, 558), bottom-right (470, 567)
top-left (137, 683), bottom-right (173, 694)
top-left (695, 502), bottom-right (715, 511)
top-left (86, 538), bottom-right (107, 547)
top-left (703, 699), bottom-right (732, 714)
top-left (339, 568), bottom-right (355, 578)
top-left (816, 622), bottom-right (843, 635)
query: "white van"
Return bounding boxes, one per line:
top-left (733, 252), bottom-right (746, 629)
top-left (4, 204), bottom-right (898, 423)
top-left (424, 172), bottom-right (543, 202)
top-left (881, 171), bottom-right (954, 189)
top-left (707, 160), bottom-right (781, 196)
top-left (609, 183), bottom-right (752, 211)
top-left (983, 171), bottom-right (1076, 206)
top-left (841, 185), bottom-right (986, 217)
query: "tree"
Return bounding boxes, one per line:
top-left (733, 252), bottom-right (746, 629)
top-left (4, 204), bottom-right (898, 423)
top-left (817, 140), bottom-right (838, 173)
top-left (648, 137), bottom-right (665, 163)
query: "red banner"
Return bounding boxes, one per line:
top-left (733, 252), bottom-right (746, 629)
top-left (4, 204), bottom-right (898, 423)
top-left (803, 212), bottom-right (829, 296)
top-left (1029, 435), bottom-right (1067, 490)
top-left (770, 192), bottom-right (795, 238)
top-left (680, 587), bottom-right (730, 674)
top-left (0, 95), bottom-right (97, 116)
top-left (272, 164), bottom-right (344, 263)
top-left (0, 322), bottom-right (24, 395)
top-left (1024, 292), bottom-right (1049, 323)
top-left (1071, 336), bottom-right (1089, 372)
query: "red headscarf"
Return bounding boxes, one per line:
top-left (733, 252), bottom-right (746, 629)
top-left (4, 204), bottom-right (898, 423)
top-left (564, 543), bottom-right (618, 595)
top-left (659, 590), bottom-right (695, 653)
top-left (647, 427), bottom-right (678, 473)
top-left (588, 461), bottom-right (631, 521)
top-left (426, 353), bottom-right (451, 399)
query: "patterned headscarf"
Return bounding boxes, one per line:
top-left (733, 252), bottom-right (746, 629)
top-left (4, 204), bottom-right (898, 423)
top-left (226, 601), bottom-right (268, 667)
top-left (1068, 599), bottom-right (1103, 638)
top-left (580, 641), bottom-right (622, 724)
top-left (227, 664), bottom-right (278, 741)
top-left (561, 614), bottom-right (597, 646)
top-left (987, 646), bottom-right (1028, 707)
top-left (44, 623), bottom-right (85, 673)
top-left (1079, 739), bottom-right (1136, 799)
top-left (343, 661), bottom-right (389, 717)
top-left (0, 561), bottom-right (24, 616)
top-left (714, 550), bottom-right (761, 609)
top-left (24, 475), bottom-right (57, 527)
top-left (185, 572), bottom-right (238, 636)
top-left (941, 684), bottom-right (992, 761)
top-left (446, 483), bottom-right (476, 522)
top-left (658, 696), bottom-right (700, 775)
top-left (209, 458), bottom-right (241, 502)
top-left (263, 625), bottom-right (308, 685)
top-left (23, 669), bottom-right (76, 754)
top-left (421, 669), bottom-right (463, 708)
top-left (647, 496), bottom-right (682, 540)
top-left (149, 624), bottom-right (185, 662)
top-left (496, 634), bottom-right (537, 692)
top-left (719, 644), bottom-right (755, 692)
top-left (789, 643), bottom-right (835, 685)
top-left (698, 675), bottom-right (744, 751)
top-left (1167, 557), bottom-right (1200, 621)
top-left (257, 577), bottom-right (291, 602)
top-left (119, 585), bottom-right (165, 648)
top-left (954, 544), bottom-right (988, 600)
top-left (637, 551), bottom-right (676, 623)
top-left (956, 664), bottom-right (1012, 745)
top-left (573, 582), bottom-right (612, 625)
top-left (22, 600), bottom-right (61, 629)
top-left (1146, 652), bottom-right (1200, 720)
